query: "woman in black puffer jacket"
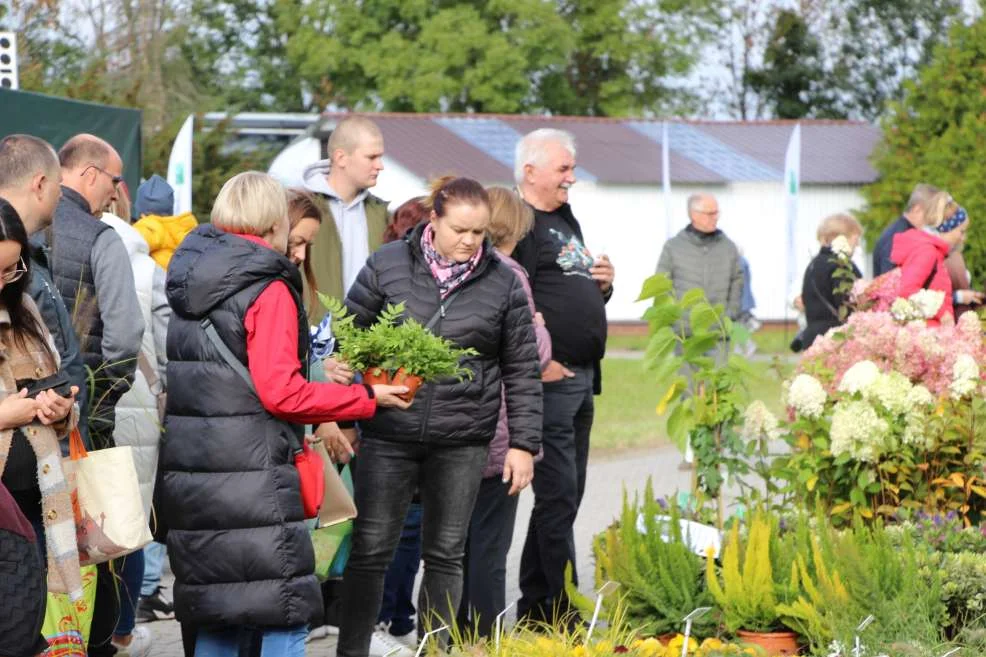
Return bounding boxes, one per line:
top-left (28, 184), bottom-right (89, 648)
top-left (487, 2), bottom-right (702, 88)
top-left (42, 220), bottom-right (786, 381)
top-left (337, 177), bottom-right (543, 657)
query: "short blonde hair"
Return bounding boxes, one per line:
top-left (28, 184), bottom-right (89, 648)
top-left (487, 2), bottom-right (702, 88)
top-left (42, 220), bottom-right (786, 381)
top-left (816, 213), bottom-right (863, 246)
top-left (487, 187), bottom-right (534, 247)
top-left (211, 172), bottom-right (287, 235)
top-left (923, 191), bottom-right (958, 229)
top-left (328, 116), bottom-right (383, 161)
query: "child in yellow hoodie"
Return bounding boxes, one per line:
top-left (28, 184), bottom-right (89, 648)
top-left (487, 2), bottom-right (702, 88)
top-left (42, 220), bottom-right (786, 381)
top-left (132, 174), bottom-right (197, 269)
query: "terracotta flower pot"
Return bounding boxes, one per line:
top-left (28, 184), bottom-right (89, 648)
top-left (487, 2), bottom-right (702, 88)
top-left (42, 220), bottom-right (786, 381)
top-left (737, 630), bottom-right (800, 655)
top-left (362, 367), bottom-right (391, 386)
top-left (392, 368), bottom-right (424, 402)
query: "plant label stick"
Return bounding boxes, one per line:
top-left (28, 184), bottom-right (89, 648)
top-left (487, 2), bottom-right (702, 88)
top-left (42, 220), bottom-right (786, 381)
top-left (415, 625), bottom-right (448, 657)
top-left (494, 601), bottom-right (515, 654)
top-left (681, 606), bottom-right (712, 657)
top-left (585, 581), bottom-right (620, 643)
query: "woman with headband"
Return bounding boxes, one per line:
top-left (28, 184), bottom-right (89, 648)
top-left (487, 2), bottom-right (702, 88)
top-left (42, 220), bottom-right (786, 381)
top-left (891, 191), bottom-right (982, 324)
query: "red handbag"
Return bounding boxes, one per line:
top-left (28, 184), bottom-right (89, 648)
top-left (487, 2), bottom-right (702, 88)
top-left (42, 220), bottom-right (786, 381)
top-left (293, 438), bottom-right (325, 519)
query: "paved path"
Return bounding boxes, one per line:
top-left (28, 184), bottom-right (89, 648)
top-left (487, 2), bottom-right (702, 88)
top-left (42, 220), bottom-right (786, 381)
top-left (145, 443), bottom-right (691, 656)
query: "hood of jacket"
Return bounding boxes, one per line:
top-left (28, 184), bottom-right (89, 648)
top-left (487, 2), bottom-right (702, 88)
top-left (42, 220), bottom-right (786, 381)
top-left (890, 228), bottom-right (950, 265)
top-left (101, 213), bottom-right (150, 259)
top-left (302, 159), bottom-right (334, 196)
top-left (166, 224), bottom-right (302, 320)
top-left (133, 212), bottom-right (197, 252)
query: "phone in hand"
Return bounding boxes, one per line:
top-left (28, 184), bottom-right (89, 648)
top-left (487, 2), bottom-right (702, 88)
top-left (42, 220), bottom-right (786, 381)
top-left (16, 373), bottom-right (73, 399)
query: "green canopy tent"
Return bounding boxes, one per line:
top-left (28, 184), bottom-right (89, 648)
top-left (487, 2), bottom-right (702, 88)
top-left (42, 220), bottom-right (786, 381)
top-left (0, 89), bottom-right (142, 197)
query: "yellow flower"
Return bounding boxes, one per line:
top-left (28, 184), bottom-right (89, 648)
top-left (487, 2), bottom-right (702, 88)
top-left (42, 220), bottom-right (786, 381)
top-left (571, 646), bottom-right (588, 657)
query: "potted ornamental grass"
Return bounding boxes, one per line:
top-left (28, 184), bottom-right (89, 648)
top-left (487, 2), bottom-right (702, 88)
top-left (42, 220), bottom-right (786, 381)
top-left (319, 295), bottom-right (476, 402)
top-left (705, 513), bottom-right (801, 655)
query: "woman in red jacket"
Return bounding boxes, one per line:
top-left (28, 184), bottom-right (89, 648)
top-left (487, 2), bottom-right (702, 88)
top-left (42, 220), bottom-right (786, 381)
top-left (891, 192), bottom-right (981, 324)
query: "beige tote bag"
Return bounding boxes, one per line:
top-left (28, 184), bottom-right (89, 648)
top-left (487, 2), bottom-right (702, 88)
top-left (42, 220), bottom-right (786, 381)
top-left (65, 429), bottom-right (153, 565)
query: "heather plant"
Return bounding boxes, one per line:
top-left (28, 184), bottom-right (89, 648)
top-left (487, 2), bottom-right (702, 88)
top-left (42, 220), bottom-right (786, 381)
top-left (586, 479), bottom-right (716, 637)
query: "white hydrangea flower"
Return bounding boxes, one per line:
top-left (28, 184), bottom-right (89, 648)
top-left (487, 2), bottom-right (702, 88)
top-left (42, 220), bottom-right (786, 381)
top-left (829, 400), bottom-right (889, 463)
top-left (838, 360), bottom-right (881, 395)
top-left (906, 384), bottom-right (934, 408)
top-left (951, 354), bottom-right (980, 400)
top-left (830, 235), bottom-right (853, 259)
top-left (890, 298), bottom-right (918, 322)
top-left (743, 400), bottom-right (780, 439)
top-left (788, 374), bottom-right (827, 419)
top-left (866, 371), bottom-right (914, 415)
top-left (908, 289), bottom-right (945, 319)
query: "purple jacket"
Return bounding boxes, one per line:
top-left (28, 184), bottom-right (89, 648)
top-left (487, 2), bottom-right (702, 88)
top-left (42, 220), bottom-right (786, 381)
top-left (484, 252), bottom-right (551, 479)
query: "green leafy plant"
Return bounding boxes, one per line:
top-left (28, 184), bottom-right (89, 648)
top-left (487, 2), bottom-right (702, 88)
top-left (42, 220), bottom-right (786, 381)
top-left (318, 294), bottom-right (476, 382)
top-left (586, 478), bottom-right (716, 637)
top-left (638, 273), bottom-right (757, 528)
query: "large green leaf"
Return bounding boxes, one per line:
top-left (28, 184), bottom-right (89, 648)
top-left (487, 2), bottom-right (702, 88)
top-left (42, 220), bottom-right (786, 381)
top-left (689, 302), bottom-right (721, 334)
top-left (644, 326), bottom-right (678, 367)
top-left (637, 274), bottom-right (673, 302)
top-left (642, 303), bottom-right (683, 330)
top-left (680, 287), bottom-right (706, 309)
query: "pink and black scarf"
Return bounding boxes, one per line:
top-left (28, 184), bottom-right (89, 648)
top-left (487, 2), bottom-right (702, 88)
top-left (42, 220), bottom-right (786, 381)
top-left (420, 223), bottom-right (483, 298)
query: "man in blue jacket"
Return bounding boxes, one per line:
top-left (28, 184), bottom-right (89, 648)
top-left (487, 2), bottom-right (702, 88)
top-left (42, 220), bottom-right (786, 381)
top-left (872, 183), bottom-right (939, 277)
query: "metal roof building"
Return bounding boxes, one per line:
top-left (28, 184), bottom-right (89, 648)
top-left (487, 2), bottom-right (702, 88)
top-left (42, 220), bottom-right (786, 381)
top-left (269, 113), bottom-right (883, 322)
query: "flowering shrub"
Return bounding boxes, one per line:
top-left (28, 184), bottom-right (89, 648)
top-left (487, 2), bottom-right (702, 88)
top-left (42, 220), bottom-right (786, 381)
top-left (799, 310), bottom-right (986, 399)
top-left (760, 310), bottom-right (986, 525)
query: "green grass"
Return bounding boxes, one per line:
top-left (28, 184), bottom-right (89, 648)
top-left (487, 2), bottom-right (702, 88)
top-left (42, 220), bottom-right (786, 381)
top-left (592, 356), bottom-right (791, 451)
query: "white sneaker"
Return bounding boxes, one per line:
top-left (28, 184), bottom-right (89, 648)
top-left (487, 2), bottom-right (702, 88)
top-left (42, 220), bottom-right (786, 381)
top-left (391, 629), bottom-right (418, 650)
top-left (112, 625), bottom-right (152, 657)
top-left (368, 629), bottom-right (415, 657)
top-left (306, 624), bottom-right (340, 642)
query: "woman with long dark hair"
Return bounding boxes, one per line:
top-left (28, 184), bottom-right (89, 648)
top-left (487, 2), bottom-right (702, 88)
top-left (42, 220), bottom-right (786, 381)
top-left (0, 198), bottom-right (81, 656)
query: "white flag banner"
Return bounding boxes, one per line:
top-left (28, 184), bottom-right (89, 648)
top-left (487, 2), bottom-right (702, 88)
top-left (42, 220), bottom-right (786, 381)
top-left (784, 124), bottom-right (801, 299)
top-left (167, 115), bottom-right (194, 215)
top-left (662, 121), bottom-right (673, 240)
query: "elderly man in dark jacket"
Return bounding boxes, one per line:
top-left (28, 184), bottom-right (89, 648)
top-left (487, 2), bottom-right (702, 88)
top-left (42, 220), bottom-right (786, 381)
top-left (48, 134), bottom-right (143, 449)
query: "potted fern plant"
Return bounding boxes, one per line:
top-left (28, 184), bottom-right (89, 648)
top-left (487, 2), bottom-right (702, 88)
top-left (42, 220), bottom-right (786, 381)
top-left (319, 295), bottom-right (476, 402)
top-left (705, 512), bottom-right (800, 655)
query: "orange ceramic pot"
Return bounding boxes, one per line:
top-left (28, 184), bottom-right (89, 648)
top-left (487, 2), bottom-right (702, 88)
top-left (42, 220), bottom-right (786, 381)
top-left (737, 630), bottom-right (800, 655)
top-left (392, 368), bottom-right (424, 402)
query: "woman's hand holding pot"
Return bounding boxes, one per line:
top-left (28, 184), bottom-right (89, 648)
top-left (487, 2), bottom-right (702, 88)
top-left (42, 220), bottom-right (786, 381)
top-left (0, 389), bottom-right (40, 430)
top-left (372, 385), bottom-right (413, 410)
top-left (503, 448), bottom-right (534, 496)
top-left (323, 357), bottom-right (355, 385)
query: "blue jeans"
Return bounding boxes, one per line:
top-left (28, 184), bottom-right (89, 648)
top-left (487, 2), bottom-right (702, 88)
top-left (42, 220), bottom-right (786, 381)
top-left (115, 550), bottom-right (144, 636)
top-left (377, 503), bottom-right (422, 636)
top-left (195, 625), bottom-right (307, 657)
top-left (141, 541), bottom-right (166, 596)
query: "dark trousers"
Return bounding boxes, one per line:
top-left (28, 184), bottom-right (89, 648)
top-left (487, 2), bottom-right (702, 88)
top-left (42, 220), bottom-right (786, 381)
top-left (458, 476), bottom-right (519, 638)
top-left (88, 561), bottom-right (122, 656)
top-left (378, 502), bottom-right (422, 636)
top-left (518, 366), bottom-right (594, 623)
top-left (337, 439), bottom-right (487, 657)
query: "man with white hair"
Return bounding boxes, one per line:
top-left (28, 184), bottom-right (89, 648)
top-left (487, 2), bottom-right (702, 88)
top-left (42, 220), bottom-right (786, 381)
top-left (871, 183), bottom-right (939, 276)
top-left (512, 128), bottom-right (614, 628)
